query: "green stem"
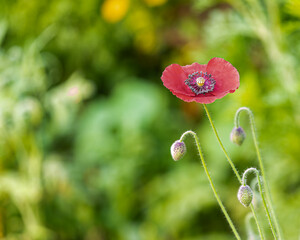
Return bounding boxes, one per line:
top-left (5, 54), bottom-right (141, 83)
top-left (243, 168), bottom-right (277, 239)
top-left (235, 107), bottom-right (282, 239)
top-left (250, 204), bottom-right (264, 240)
top-left (179, 131), bottom-right (241, 240)
top-left (203, 104), bottom-right (265, 240)
top-left (203, 104), bottom-right (241, 183)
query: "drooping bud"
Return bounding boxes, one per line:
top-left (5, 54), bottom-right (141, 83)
top-left (237, 185), bottom-right (253, 207)
top-left (230, 127), bottom-right (246, 146)
top-left (170, 140), bottom-right (186, 161)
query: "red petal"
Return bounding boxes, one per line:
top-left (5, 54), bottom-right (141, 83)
top-left (182, 62), bottom-right (207, 74)
top-left (206, 58), bottom-right (239, 97)
top-left (161, 64), bottom-right (193, 96)
top-left (170, 90), bottom-right (218, 104)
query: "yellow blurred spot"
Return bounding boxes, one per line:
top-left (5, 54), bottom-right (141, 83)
top-left (285, 0), bottom-right (300, 18)
top-left (101, 0), bottom-right (130, 23)
top-left (144, 0), bottom-right (167, 7)
top-left (126, 9), bottom-right (151, 32)
top-left (134, 30), bottom-right (156, 54)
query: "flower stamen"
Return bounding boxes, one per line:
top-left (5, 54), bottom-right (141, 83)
top-left (185, 71), bottom-right (216, 95)
top-left (196, 77), bottom-right (205, 87)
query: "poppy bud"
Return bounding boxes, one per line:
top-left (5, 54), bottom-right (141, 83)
top-left (238, 185), bottom-right (253, 207)
top-left (170, 140), bottom-right (186, 161)
top-left (230, 127), bottom-right (246, 146)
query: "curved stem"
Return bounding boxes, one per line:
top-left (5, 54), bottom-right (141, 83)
top-left (235, 107), bottom-right (282, 239)
top-left (202, 104), bottom-right (265, 240)
top-left (179, 131), bottom-right (241, 240)
top-left (242, 168), bottom-right (277, 239)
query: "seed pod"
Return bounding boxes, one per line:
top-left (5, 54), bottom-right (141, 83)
top-left (237, 185), bottom-right (253, 207)
top-left (170, 140), bottom-right (186, 161)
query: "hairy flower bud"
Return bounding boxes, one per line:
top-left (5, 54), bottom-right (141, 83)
top-left (170, 140), bottom-right (186, 161)
top-left (238, 185), bottom-right (253, 207)
top-left (230, 127), bottom-right (246, 146)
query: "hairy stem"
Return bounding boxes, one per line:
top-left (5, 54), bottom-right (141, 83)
top-left (250, 204), bottom-right (264, 240)
top-left (203, 104), bottom-right (265, 240)
top-left (243, 168), bottom-right (277, 239)
top-left (179, 130), bottom-right (241, 240)
top-left (235, 107), bottom-right (282, 239)
top-left (245, 213), bottom-right (260, 239)
top-left (203, 104), bottom-right (242, 183)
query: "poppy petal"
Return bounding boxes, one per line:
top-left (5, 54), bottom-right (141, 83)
top-left (182, 63), bottom-right (207, 74)
top-left (206, 57), bottom-right (240, 96)
top-left (170, 90), bottom-right (217, 104)
top-left (161, 64), bottom-right (194, 96)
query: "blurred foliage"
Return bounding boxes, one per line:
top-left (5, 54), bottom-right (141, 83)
top-left (0, 0), bottom-right (299, 239)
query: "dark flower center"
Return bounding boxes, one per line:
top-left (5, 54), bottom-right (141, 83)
top-left (185, 71), bottom-right (216, 95)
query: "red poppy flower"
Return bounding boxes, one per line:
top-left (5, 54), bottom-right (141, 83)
top-left (161, 57), bottom-right (239, 104)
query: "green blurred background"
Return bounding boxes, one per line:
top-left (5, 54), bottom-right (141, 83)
top-left (0, 0), bottom-right (299, 239)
